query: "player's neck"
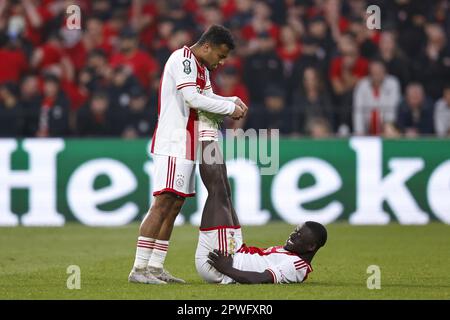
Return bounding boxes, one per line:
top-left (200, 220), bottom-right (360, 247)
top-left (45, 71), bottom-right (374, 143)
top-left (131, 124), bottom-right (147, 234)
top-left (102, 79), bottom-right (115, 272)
top-left (190, 44), bottom-right (205, 66)
top-left (298, 252), bottom-right (314, 264)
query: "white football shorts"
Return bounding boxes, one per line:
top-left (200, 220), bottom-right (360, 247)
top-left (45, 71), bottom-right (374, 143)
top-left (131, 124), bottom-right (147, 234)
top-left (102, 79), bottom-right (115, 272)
top-left (151, 154), bottom-right (196, 198)
top-left (195, 226), bottom-right (243, 283)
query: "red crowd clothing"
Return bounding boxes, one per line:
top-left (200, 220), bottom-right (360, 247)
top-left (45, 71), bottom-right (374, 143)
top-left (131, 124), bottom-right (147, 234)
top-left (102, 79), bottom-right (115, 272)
top-left (277, 44), bottom-right (302, 64)
top-left (0, 49), bottom-right (28, 84)
top-left (35, 42), bottom-right (64, 69)
top-left (110, 50), bottom-right (159, 88)
top-left (329, 56), bottom-right (369, 81)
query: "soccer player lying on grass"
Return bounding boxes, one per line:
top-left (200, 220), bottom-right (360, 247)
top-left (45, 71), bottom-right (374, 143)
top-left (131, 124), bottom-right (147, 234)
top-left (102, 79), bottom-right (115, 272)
top-left (195, 140), bottom-right (328, 284)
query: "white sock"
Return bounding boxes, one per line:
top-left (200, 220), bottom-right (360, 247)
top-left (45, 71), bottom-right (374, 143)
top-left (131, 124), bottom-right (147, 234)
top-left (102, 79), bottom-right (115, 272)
top-left (133, 236), bottom-right (155, 269)
top-left (148, 240), bottom-right (169, 269)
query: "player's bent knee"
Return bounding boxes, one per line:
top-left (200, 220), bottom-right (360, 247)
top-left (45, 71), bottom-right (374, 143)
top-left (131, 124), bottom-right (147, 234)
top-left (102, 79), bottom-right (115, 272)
top-left (195, 258), bottom-right (223, 283)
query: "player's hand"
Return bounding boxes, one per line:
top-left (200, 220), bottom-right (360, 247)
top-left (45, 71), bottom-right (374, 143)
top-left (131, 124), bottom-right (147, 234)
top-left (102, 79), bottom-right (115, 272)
top-left (207, 249), bottom-right (233, 273)
top-left (230, 104), bottom-right (245, 120)
top-left (235, 98), bottom-right (248, 118)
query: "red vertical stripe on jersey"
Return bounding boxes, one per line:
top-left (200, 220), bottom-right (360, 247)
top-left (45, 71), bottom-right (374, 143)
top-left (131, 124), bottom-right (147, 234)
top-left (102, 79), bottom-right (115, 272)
top-left (185, 109), bottom-right (198, 160)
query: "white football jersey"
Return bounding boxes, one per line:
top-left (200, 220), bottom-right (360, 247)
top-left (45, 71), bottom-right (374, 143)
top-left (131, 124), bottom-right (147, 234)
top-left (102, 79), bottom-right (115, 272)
top-left (150, 46), bottom-right (235, 160)
top-left (221, 245), bottom-right (313, 284)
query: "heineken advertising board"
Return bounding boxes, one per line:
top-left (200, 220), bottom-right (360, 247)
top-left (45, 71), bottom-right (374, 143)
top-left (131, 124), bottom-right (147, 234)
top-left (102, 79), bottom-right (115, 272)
top-left (0, 137), bottom-right (449, 226)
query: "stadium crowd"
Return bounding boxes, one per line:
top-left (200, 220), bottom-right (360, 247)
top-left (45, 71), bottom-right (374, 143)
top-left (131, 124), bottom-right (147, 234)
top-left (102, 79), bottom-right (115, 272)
top-left (0, 0), bottom-right (450, 138)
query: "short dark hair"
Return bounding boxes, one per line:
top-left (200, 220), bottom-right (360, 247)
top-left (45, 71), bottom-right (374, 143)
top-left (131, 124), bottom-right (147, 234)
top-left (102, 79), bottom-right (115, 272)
top-left (197, 25), bottom-right (235, 50)
top-left (369, 58), bottom-right (386, 69)
top-left (305, 221), bottom-right (327, 248)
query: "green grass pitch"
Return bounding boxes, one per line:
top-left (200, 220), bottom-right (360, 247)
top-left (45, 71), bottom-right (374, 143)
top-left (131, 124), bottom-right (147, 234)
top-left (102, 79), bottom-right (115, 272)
top-left (0, 223), bottom-right (449, 299)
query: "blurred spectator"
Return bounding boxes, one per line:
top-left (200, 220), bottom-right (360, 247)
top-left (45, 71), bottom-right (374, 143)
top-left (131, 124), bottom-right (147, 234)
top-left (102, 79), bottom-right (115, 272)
top-left (413, 23), bottom-right (450, 100)
top-left (0, 0), bottom-right (55, 47)
top-left (197, 3), bottom-right (225, 30)
top-left (347, 16), bottom-right (379, 59)
top-left (245, 85), bottom-right (293, 135)
top-left (353, 60), bottom-right (401, 135)
top-left (241, 0), bottom-right (280, 50)
top-left (30, 32), bottom-right (74, 79)
top-left (20, 73), bottom-right (41, 136)
top-left (158, 0), bottom-right (195, 32)
top-left (289, 36), bottom-right (328, 103)
top-left (63, 15), bottom-right (114, 73)
top-left (277, 24), bottom-right (302, 103)
top-left (215, 65), bottom-right (250, 130)
top-left (306, 15), bottom-right (334, 65)
top-left (76, 90), bottom-right (124, 137)
top-left (434, 84), bottom-right (450, 137)
top-left (396, 83), bottom-right (435, 137)
top-left (0, 82), bottom-right (23, 136)
top-left (227, 0), bottom-right (253, 29)
top-left (83, 48), bottom-right (113, 90)
top-left (121, 85), bottom-right (155, 139)
top-left (152, 17), bottom-right (176, 65)
top-left (306, 117), bottom-right (332, 138)
top-left (32, 73), bottom-right (70, 137)
top-left (110, 27), bottom-right (159, 90)
top-left (243, 32), bottom-right (283, 104)
top-left (394, 0), bottom-right (428, 61)
top-left (292, 66), bottom-right (334, 135)
top-left (329, 32), bottom-right (369, 133)
top-left (376, 30), bottom-right (411, 92)
top-left (92, 0), bottom-right (113, 21)
top-left (0, 35), bottom-right (28, 85)
top-left (323, 0), bottom-right (350, 42)
top-left (108, 65), bottom-right (140, 109)
top-left (130, 0), bottom-right (158, 52)
top-left (154, 26), bottom-right (191, 69)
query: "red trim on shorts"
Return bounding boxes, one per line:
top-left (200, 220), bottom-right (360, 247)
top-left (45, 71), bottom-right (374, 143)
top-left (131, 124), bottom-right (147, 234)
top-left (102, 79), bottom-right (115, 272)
top-left (153, 188), bottom-right (195, 198)
top-left (199, 225), bottom-right (241, 231)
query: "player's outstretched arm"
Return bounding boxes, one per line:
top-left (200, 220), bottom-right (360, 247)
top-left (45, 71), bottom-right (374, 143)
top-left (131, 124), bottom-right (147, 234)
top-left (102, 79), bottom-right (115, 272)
top-left (204, 87), bottom-right (249, 119)
top-left (207, 250), bottom-right (273, 284)
top-left (180, 86), bottom-right (236, 115)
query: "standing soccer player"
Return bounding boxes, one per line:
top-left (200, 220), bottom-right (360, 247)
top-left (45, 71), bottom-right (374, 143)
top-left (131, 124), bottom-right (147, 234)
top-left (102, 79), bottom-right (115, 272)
top-left (128, 25), bottom-right (248, 284)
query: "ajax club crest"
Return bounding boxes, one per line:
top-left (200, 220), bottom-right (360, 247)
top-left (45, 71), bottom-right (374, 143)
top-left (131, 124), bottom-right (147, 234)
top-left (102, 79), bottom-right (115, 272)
top-left (176, 174), bottom-right (185, 188)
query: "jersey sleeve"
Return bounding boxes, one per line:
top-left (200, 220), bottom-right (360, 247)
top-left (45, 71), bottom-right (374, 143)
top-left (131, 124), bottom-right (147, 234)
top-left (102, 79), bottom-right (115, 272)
top-left (171, 54), bottom-right (198, 90)
top-left (266, 258), bottom-right (309, 284)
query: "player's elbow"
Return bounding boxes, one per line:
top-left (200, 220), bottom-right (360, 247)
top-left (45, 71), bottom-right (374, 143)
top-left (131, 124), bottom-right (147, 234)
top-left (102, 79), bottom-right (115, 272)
top-left (180, 89), bottom-right (199, 109)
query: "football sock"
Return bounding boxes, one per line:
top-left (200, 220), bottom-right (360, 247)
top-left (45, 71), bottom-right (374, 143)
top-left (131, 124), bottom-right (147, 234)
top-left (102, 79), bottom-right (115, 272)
top-left (148, 240), bottom-right (169, 269)
top-left (133, 236), bottom-right (155, 269)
